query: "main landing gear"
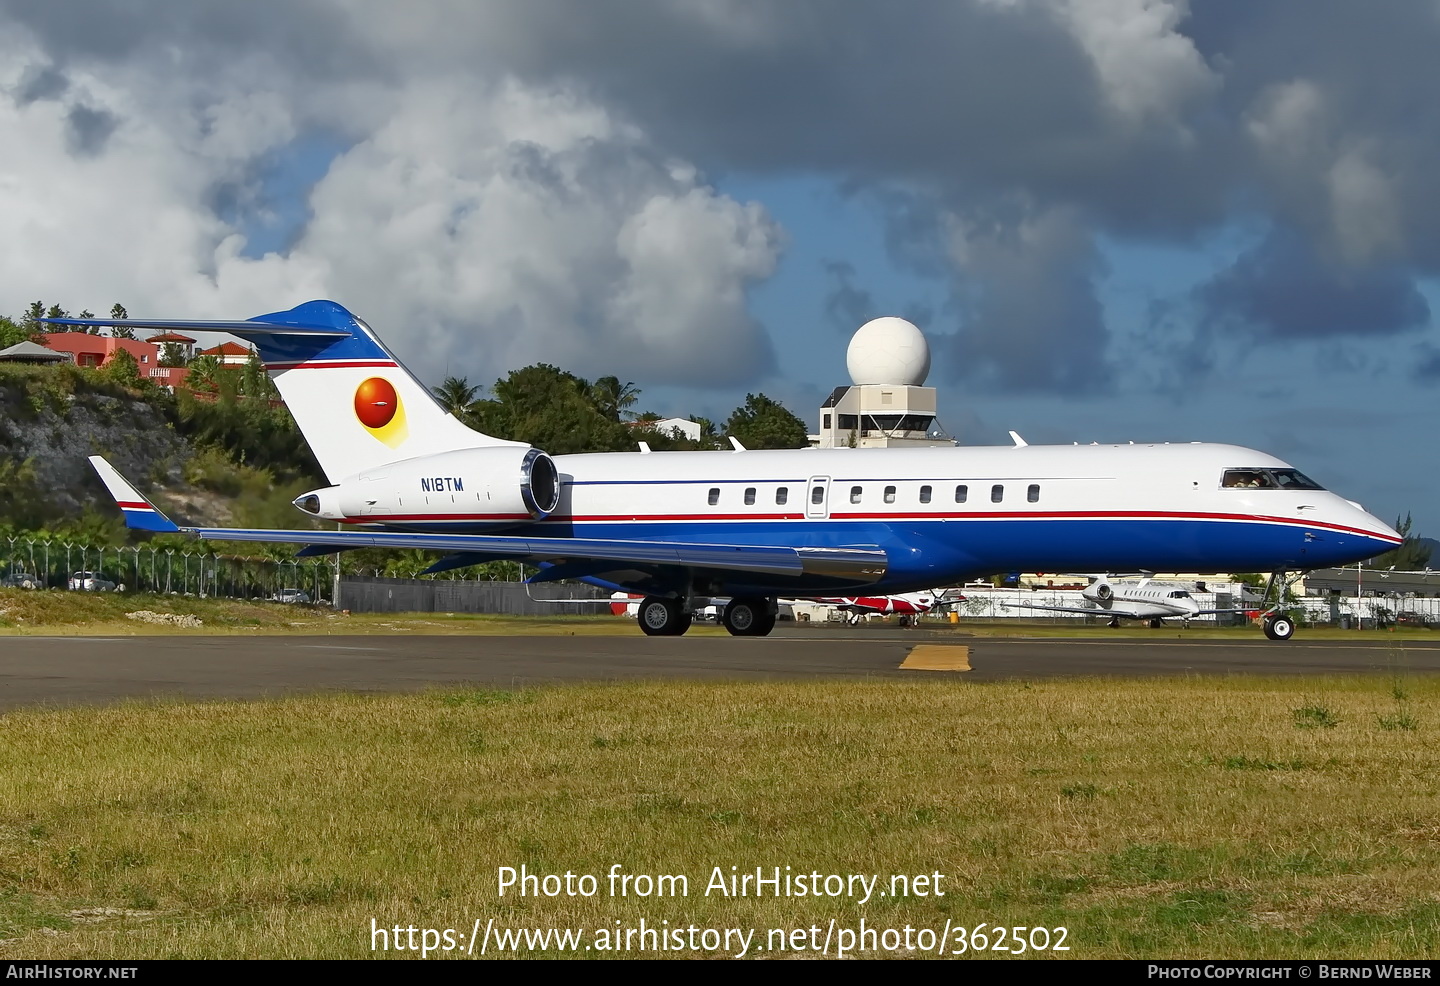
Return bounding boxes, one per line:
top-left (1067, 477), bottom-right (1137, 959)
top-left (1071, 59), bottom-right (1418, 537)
top-left (721, 597), bottom-right (777, 637)
top-left (637, 596), bottom-right (692, 637)
top-left (636, 595), bottom-right (779, 637)
top-left (1255, 570), bottom-right (1306, 642)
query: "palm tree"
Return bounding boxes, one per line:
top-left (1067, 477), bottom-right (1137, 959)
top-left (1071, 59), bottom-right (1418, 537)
top-left (185, 354), bottom-right (222, 394)
top-left (433, 376), bottom-right (481, 417)
top-left (591, 375), bottom-right (641, 421)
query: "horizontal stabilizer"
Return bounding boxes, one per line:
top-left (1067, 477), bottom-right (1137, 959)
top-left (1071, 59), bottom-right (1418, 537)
top-left (88, 456), bottom-right (179, 533)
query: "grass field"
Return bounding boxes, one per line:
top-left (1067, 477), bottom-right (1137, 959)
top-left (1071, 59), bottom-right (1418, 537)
top-left (1, 676), bottom-right (1437, 959)
top-left (0, 588), bottom-right (673, 636)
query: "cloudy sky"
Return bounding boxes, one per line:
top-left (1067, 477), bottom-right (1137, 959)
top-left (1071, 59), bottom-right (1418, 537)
top-left (2, 1), bottom-right (1438, 534)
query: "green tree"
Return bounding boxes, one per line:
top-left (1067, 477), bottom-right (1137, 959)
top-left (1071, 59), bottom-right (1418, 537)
top-left (470, 364), bottom-right (630, 454)
top-left (239, 349), bottom-right (277, 401)
top-left (1369, 513), bottom-right (1433, 570)
top-left (590, 375), bottom-right (641, 422)
top-left (723, 393), bottom-right (808, 449)
top-left (104, 347), bottom-right (141, 386)
top-left (185, 354), bottom-right (222, 394)
top-left (432, 376), bottom-right (481, 419)
top-left (0, 316), bottom-right (26, 349)
top-left (160, 342), bottom-right (189, 367)
top-left (22, 301), bottom-right (45, 340)
top-left (109, 303), bottom-right (135, 340)
top-left (45, 304), bottom-right (78, 333)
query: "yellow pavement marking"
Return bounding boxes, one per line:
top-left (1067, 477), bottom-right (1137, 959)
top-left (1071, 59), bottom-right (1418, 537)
top-left (900, 645), bottom-right (971, 672)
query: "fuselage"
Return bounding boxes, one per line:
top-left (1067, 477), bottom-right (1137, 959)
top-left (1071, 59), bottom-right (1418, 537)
top-left (305, 441), bottom-right (1401, 597)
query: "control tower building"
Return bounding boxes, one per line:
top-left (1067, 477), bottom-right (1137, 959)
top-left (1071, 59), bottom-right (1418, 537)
top-left (812, 317), bottom-right (956, 448)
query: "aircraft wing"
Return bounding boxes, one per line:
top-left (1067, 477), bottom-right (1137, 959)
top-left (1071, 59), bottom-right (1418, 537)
top-left (89, 457), bottom-right (887, 583)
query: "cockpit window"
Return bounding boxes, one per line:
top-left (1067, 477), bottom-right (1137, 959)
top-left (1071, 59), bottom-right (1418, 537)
top-left (1222, 469), bottom-right (1275, 489)
top-left (1271, 469), bottom-right (1323, 490)
top-left (1167, 590), bottom-right (1190, 599)
top-left (1222, 468), bottom-right (1325, 490)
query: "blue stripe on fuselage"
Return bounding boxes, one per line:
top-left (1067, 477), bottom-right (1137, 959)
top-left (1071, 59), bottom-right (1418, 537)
top-left (352, 517), bottom-right (1389, 593)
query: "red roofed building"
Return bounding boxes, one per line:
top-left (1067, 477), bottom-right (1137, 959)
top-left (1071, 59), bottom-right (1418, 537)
top-left (39, 333), bottom-right (158, 370)
top-left (198, 341), bottom-right (253, 366)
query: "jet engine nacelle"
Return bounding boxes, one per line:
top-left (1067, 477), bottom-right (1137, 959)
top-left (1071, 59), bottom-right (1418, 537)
top-left (294, 446), bottom-right (560, 526)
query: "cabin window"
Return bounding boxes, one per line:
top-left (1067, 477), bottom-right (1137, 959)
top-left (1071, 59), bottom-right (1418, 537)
top-left (811, 485), bottom-right (824, 505)
top-left (776, 487), bottom-right (788, 505)
top-left (707, 488), bottom-right (720, 506)
top-left (955, 485), bottom-right (968, 503)
top-left (850, 486), bottom-right (863, 504)
top-left (1027, 484), bottom-right (1040, 503)
top-left (991, 484), bottom-right (1004, 503)
top-left (919, 485), bottom-right (932, 504)
top-left (884, 485), bottom-right (897, 504)
top-left (744, 487), bottom-right (756, 506)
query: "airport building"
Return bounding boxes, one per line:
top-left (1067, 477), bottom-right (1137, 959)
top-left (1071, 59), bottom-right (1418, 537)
top-left (810, 316), bottom-right (956, 448)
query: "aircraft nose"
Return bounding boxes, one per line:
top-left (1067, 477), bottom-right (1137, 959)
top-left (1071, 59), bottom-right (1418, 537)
top-left (1348, 501), bottom-right (1403, 543)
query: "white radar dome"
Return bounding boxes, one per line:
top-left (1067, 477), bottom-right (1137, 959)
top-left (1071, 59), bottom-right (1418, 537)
top-left (846, 316), bottom-right (931, 386)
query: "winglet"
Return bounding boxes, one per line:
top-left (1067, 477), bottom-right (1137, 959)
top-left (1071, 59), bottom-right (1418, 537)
top-left (88, 456), bottom-right (180, 533)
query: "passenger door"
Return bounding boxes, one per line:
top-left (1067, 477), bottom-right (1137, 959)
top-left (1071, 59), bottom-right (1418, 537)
top-left (806, 476), bottom-right (831, 519)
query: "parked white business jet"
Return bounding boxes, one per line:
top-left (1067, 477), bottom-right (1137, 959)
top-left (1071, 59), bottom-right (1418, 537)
top-left (58, 301), bottom-right (1401, 641)
top-left (1009, 576), bottom-right (1261, 632)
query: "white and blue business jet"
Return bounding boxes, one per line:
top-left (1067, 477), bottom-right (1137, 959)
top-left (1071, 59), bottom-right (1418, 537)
top-left (57, 301), bottom-right (1401, 641)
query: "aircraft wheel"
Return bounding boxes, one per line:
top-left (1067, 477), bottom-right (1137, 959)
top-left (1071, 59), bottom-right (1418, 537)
top-left (1263, 615), bottom-right (1295, 641)
top-left (638, 596), bottom-right (689, 636)
top-left (723, 597), bottom-right (774, 637)
top-left (1107, 617), bottom-right (1121, 628)
top-left (1149, 618), bottom-right (1162, 629)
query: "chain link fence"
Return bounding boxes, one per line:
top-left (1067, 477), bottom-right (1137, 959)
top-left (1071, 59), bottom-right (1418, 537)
top-left (0, 536), bottom-right (335, 603)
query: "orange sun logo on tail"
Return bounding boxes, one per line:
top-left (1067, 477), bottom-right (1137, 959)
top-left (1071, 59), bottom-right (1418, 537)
top-left (354, 377), bottom-right (408, 447)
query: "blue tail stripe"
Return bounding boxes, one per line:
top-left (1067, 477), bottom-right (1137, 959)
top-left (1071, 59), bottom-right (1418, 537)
top-left (241, 301), bottom-right (389, 365)
top-left (122, 509), bottom-right (179, 533)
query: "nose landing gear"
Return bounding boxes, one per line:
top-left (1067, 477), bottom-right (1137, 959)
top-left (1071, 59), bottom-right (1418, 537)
top-left (1254, 570), bottom-right (1307, 642)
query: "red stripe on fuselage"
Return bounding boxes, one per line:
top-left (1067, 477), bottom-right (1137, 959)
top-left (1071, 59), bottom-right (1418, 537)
top-left (265, 360), bottom-right (398, 370)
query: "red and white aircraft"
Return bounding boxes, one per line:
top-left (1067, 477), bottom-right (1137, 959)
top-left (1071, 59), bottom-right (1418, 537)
top-left (812, 589), bottom-right (964, 624)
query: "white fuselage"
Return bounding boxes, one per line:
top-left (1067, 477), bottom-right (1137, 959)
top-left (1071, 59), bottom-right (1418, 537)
top-left (300, 441), bottom-right (1400, 596)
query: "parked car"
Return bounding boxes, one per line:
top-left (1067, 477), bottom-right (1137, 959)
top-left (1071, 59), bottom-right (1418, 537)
top-left (68, 571), bottom-right (117, 592)
top-left (273, 588), bottom-right (311, 604)
top-left (1395, 612), bottom-right (1436, 629)
top-left (0, 569), bottom-right (41, 590)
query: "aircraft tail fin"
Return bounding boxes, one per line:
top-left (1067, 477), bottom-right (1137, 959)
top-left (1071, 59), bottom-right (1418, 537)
top-left (47, 301), bottom-right (524, 483)
top-left (88, 456), bottom-right (180, 533)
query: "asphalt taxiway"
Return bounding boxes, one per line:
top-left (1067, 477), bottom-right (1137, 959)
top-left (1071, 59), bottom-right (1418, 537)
top-left (2, 627), bottom-right (1439, 710)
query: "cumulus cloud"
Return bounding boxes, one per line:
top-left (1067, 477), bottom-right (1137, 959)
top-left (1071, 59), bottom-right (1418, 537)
top-left (941, 203), bottom-right (1112, 394)
top-left (0, 16), bottom-right (782, 387)
top-left (1194, 230), bottom-right (1429, 342)
top-left (4, 0), bottom-right (1440, 395)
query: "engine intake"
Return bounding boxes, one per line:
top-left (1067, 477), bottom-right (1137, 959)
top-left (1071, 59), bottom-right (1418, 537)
top-left (520, 448), bottom-right (560, 517)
